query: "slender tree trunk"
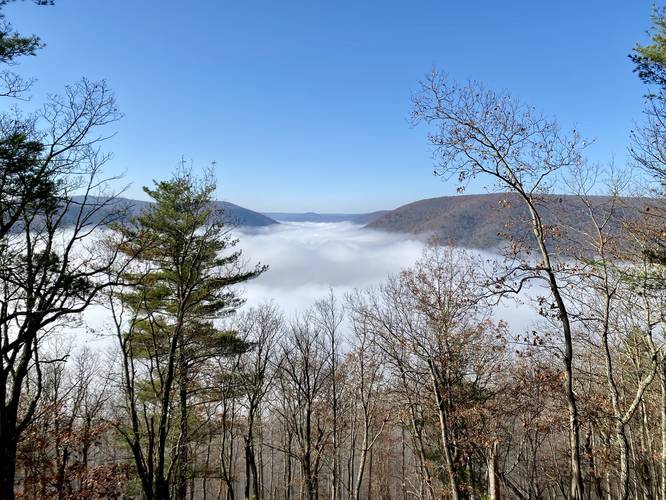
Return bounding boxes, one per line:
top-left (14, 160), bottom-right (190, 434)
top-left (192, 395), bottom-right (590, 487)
top-left (661, 367), bottom-right (666, 500)
top-left (401, 426), bottom-right (407, 500)
top-left (523, 196), bottom-right (584, 500)
top-left (244, 421), bottom-right (261, 500)
top-left (220, 403), bottom-right (235, 500)
top-left (156, 311), bottom-right (186, 500)
top-left (55, 447), bottom-right (70, 499)
top-left (176, 350), bottom-right (190, 500)
top-left (330, 353), bottom-right (339, 500)
top-left (354, 426), bottom-right (369, 500)
top-left (347, 421), bottom-right (356, 500)
top-left (258, 422), bottom-right (264, 500)
top-left (303, 401), bottom-right (318, 500)
top-left (245, 431), bottom-right (253, 500)
top-left (617, 423), bottom-right (631, 500)
top-left (203, 433), bottom-right (212, 500)
top-left (429, 362), bottom-right (460, 500)
top-left (409, 411), bottom-right (436, 500)
top-left (262, 426), bottom-right (275, 500)
top-left (251, 447), bottom-right (260, 500)
top-left (367, 446), bottom-right (373, 500)
top-left (548, 270), bottom-right (584, 500)
top-left (269, 425), bottom-right (275, 500)
top-left (586, 429), bottom-right (604, 500)
top-left (488, 440), bottom-right (500, 500)
top-left (285, 432), bottom-right (292, 500)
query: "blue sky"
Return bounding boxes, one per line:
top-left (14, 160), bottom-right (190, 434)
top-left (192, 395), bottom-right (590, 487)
top-left (4, 0), bottom-right (656, 212)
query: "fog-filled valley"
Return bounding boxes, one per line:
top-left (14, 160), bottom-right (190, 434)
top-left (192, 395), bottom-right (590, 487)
top-left (4, 2), bottom-right (666, 500)
top-left (238, 222), bottom-right (538, 331)
top-left (239, 222), bottom-right (425, 312)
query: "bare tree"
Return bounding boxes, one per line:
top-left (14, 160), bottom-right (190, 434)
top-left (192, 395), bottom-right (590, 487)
top-left (275, 311), bottom-right (332, 500)
top-left (16, 341), bottom-right (124, 498)
top-left (412, 70), bottom-right (588, 499)
top-left (349, 246), bottom-right (507, 499)
top-left (345, 307), bottom-right (389, 500)
top-left (0, 78), bottom-right (123, 499)
top-left (313, 292), bottom-right (344, 500)
top-left (237, 303), bottom-right (282, 500)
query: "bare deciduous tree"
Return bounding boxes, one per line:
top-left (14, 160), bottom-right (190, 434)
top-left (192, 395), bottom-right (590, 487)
top-left (0, 78), bottom-right (123, 500)
top-left (412, 71), bottom-right (588, 499)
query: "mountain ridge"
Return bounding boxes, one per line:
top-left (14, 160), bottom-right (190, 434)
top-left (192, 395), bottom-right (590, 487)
top-left (66, 196), bottom-right (279, 228)
top-left (365, 192), bottom-right (655, 250)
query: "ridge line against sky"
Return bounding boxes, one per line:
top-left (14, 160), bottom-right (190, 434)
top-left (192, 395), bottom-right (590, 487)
top-left (4, 0), bottom-right (655, 212)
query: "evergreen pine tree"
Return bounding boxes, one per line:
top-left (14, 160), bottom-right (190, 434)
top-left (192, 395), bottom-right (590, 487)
top-left (114, 169), bottom-right (267, 500)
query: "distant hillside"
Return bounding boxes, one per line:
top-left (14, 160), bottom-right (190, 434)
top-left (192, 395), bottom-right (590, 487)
top-left (64, 196), bottom-right (278, 228)
top-left (366, 193), bottom-right (653, 251)
top-left (264, 211), bottom-right (388, 224)
top-left (351, 211), bottom-right (389, 225)
top-left (215, 201), bottom-right (278, 226)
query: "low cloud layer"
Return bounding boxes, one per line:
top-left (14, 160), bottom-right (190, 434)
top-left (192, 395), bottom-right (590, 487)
top-left (236, 222), bottom-right (538, 333)
top-left (236, 222), bottom-right (426, 313)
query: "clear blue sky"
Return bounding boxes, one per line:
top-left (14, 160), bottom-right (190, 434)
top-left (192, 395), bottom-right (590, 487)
top-left (4, 0), bottom-right (656, 212)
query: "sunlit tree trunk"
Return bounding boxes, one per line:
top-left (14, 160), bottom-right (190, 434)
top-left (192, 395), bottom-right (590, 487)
top-left (488, 440), bottom-right (500, 500)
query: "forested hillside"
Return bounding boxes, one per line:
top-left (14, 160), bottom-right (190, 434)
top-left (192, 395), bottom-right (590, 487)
top-left (367, 193), bottom-right (656, 250)
top-left (62, 196), bottom-right (278, 228)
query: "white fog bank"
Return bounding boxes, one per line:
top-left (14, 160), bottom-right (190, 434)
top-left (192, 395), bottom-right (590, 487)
top-left (235, 222), bottom-right (538, 333)
top-left (236, 222), bottom-right (426, 313)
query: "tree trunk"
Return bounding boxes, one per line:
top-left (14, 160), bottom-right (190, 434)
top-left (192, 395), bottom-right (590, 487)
top-left (331, 358), bottom-right (339, 500)
top-left (367, 447), bottom-right (373, 500)
top-left (401, 426), bottom-right (407, 500)
top-left (244, 425), bottom-right (260, 500)
top-left (155, 476), bottom-right (170, 500)
top-left (285, 432), bottom-right (292, 500)
top-left (549, 268), bottom-right (584, 500)
top-left (176, 350), bottom-right (190, 500)
top-left (220, 402), bottom-right (235, 500)
top-left (354, 426), bottom-right (369, 500)
top-left (616, 422), bottom-right (631, 500)
top-left (488, 441), bottom-right (500, 500)
top-left (245, 434), bottom-right (253, 500)
top-left (661, 367), bottom-right (666, 500)
top-left (525, 195), bottom-right (584, 500)
top-left (0, 430), bottom-right (17, 500)
top-left (429, 362), bottom-right (460, 500)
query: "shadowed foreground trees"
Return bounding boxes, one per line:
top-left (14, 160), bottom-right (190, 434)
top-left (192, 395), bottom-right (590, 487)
top-left (0, 77), bottom-right (124, 499)
top-left (0, 2), bottom-right (130, 498)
